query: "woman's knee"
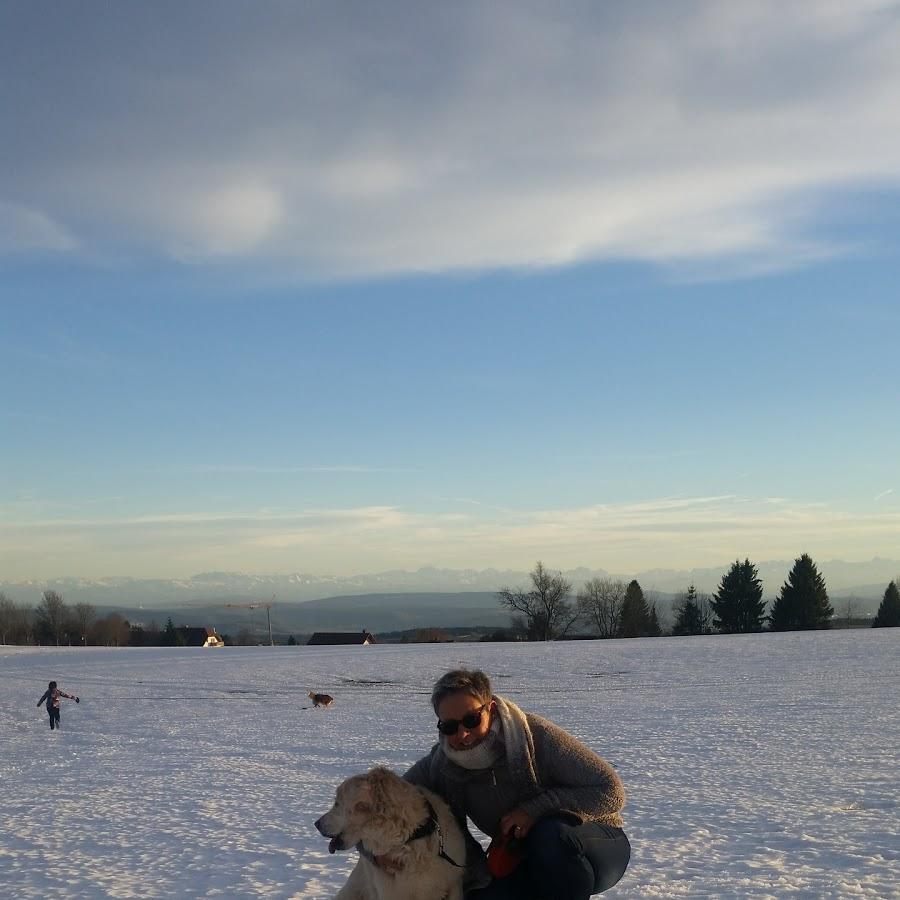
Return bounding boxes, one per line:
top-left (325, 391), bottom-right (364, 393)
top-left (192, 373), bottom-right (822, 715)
top-left (527, 818), bottom-right (631, 895)
top-left (527, 816), bottom-right (587, 857)
top-left (523, 818), bottom-right (595, 896)
top-left (573, 824), bottom-right (631, 893)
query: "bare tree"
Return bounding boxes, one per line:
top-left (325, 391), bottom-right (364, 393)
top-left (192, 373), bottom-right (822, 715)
top-left (697, 590), bottom-right (713, 633)
top-left (509, 615), bottom-right (529, 640)
top-left (841, 596), bottom-right (857, 630)
top-left (146, 619), bottom-right (161, 645)
top-left (577, 578), bottom-right (626, 638)
top-left (0, 592), bottom-right (13, 644)
top-left (34, 590), bottom-right (68, 646)
top-left (414, 628), bottom-right (450, 643)
top-left (497, 561), bottom-right (578, 640)
top-left (90, 613), bottom-right (131, 647)
top-left (234, 627), bottom-right (256, 647)
top-left (73, 602), bottom-right (96, 646)
top-left (0, 593), bottom-right (31, 644)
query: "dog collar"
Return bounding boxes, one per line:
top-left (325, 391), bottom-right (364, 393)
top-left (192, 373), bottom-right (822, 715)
top-left (357, 799), bottom-right (463, 873)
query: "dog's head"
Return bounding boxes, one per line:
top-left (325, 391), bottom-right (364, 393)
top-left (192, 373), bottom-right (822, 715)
top-left (315, 767), bottom-right (417, 856)
top-left (307, 691), bottom-right (316, 700)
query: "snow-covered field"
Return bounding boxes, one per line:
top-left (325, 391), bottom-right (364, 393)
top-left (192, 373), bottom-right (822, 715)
top-left (2, 630), bottom-right (897, 899)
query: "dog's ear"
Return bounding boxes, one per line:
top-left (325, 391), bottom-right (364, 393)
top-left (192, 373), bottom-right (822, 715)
top-left (366, 767), bottom-right (396, 809)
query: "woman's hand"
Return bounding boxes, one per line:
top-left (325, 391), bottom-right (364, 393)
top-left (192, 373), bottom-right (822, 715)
top-left (499, 809), bottom-right (533, 839)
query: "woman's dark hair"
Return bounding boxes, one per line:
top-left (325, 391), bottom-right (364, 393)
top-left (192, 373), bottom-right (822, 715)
top-left (49, 681), bottom-right (57, 689)
top-left (430, 669), bottom-right (493, 713)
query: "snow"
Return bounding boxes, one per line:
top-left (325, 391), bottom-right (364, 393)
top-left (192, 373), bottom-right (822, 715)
top-left (2, 629), bottom-right (897, 898)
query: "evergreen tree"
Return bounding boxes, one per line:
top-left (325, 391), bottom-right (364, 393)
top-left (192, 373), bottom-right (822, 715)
top-left (673, 584), bottom-right (709, 636)
top-left (163, 617), bottom-right (177, 647)
top-left (712, 559), bottom-right (765, 633)
top-left (872, 580), bottom-right (900, 628)
top-left (620, 580), bottom-right (652, 637)
top-left (647, 602), bottom-right (662, 637)
top-left (769, 553), bottom-right (833, 631)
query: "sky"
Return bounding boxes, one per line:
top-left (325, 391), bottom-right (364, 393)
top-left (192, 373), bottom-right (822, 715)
top-left (2, 1), bottom-right (899, 581)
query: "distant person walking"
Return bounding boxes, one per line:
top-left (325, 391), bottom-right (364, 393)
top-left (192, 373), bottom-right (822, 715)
top-left (404, 668), bottom-right (630, 899)
top-left (37, 680), bottom-right (79, 730)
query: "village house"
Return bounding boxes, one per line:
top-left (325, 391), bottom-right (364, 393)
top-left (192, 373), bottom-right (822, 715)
top-left (306, 630), bottom-right (376, 646)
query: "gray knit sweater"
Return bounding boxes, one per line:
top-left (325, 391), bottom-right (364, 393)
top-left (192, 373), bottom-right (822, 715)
top-left (403, 695), bottom-right (626, 886)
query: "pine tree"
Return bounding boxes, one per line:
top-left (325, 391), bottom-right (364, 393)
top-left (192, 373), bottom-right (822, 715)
top-left (620, 580), bottom-right (652, 637)
top-left (872, 581), bottom-right (900, 628)
top-left (163, 617), bottom-right (177, 647)
top-left (673, 584), bottom-right (708, 636)
top-left (647, 602), bottom-right (662, 637)
top-left (769, 553), bottom-right (833, 631)
top-left (711, 559), bottom-right (765, 633)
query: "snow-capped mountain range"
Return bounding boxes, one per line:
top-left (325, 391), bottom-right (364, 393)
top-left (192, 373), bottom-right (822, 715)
top-left (2, 558), bottom-right (897, 608)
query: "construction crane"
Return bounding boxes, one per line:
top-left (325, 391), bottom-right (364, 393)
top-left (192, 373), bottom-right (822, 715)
top-left (223, 597), bottom-right (275, 646)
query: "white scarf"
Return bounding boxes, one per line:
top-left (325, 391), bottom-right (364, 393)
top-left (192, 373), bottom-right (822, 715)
top-left (490, 695), bottom-right (542, 796)
top-left (441, 717), bottom-right (505, 770)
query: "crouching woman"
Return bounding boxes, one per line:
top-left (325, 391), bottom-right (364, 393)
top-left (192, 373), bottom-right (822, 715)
top-left (404, 669), bottom-right (630, 899)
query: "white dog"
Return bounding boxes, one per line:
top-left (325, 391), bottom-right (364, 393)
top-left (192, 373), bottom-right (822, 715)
top-left (315, 766), bottom-right (466, 900)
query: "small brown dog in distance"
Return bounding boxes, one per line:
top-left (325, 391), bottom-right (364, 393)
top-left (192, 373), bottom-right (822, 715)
top-left (309, 691), bottom-right (334, 707)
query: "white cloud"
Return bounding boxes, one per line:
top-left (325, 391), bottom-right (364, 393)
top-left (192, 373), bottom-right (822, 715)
top-left (183, 465), bottom-right (413, 475)
top-left (3, 494), bottom-right (900, 579)
top-left (4, 1), bottom-right (900, 275)
top-left (168, 179), bottom-right (284, 257)
top-left (0, 202), bottom-right (77, 254)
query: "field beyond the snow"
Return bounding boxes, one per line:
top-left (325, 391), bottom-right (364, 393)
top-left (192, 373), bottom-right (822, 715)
top-left (2, 629), bottom-right (898, 898)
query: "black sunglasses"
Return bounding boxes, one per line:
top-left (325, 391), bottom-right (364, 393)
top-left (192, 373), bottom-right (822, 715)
top-left (437, 704), bottom-right (488, 736)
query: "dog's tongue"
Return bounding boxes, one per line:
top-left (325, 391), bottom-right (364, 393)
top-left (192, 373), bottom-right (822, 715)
top-left (328, 836), bottom-right (340, 854)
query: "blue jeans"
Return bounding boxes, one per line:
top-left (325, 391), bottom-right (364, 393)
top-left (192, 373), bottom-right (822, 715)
top-left (468, 816), bottom-right (630, 899)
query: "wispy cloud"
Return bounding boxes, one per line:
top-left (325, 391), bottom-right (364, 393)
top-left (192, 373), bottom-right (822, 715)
top-left (874, 487), bottom-right (895, 502)
top-left (0, 201), bottom-right (77, 254)
top-left (182, 465), bottom-right (418, 475)
top-left (4, 2), bottom-right (900, 277)
top-left (4, 494), bottom-right (900, 580)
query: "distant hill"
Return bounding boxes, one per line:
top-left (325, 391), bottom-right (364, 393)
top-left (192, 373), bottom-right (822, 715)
top-left (0, 569), bottom-right (529, 608)
top-left (292, 592), bottom-right (508, 630)
top-left (76, 591), bottom-right (510, 635)
top-left (2, 558), bottom-right (895, 624)
top-left (16, 587), bottom-right (888, 640)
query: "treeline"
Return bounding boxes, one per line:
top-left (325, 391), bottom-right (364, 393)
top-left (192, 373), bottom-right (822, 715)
top-left (0, 591), bottom-right (237, 647)
top-left (497, 557), bottom-right (900, 640)
top-left (0, 590), bottom-right (107, 646)
top-left (3, 559), bottom-right (899, 646)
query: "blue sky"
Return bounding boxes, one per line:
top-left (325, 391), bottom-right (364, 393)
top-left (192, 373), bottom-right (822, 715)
top-left (2, 1), bottom-right (899, 579)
